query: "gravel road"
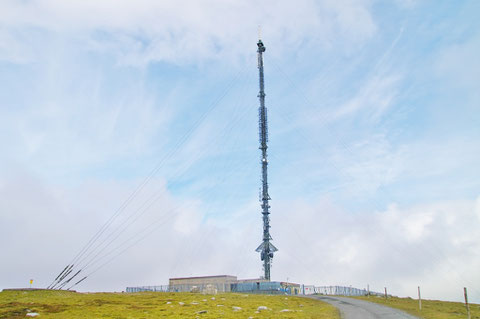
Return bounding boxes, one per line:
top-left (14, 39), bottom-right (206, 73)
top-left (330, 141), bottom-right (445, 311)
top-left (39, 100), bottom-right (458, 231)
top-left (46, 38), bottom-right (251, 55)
top-left (307, 295), bottom-right (420, 319)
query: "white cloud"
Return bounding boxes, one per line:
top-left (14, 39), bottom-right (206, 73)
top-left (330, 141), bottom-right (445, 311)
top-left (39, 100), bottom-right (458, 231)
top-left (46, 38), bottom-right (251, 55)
top-left (1, 166), bottom-right (479, 303)
top-left (331, 71), bottom-right (401, 121)
top-left (273, 196), bottom-right (480, 303)
top-left (0, 0), bottom-right (376, 65)
top-left (324, 133), bottom-right (404, 196)
top-left (173, 204), bottom-right (202, 235)
top-left (315, 131), bottom-right (479, 203)
top-left (476, 197), bottom-right (480, 221)
top-left (0, 54), bottom-right (176, 180)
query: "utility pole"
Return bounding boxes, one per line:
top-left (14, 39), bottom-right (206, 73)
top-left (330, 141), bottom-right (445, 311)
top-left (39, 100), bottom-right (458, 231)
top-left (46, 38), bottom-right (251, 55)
top-left (255, 38), bottom-right (277, 281)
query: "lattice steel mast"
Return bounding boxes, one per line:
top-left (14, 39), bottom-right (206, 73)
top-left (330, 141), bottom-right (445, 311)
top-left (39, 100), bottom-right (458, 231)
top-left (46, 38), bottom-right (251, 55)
top-left (255, 39), bottom-right (277, 281)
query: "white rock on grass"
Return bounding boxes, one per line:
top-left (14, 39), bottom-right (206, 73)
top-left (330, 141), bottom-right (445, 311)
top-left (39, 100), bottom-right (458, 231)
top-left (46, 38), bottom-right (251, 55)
top-left (26, 313), bottom-right (39, 317)
top-left (257, 306), bottom-right (269, 311)
top-left (191, 302), bottom-right (199, 305)
top-left (178, 302), bottom-right (185, 305)
top-left (280, 309), bottom-right (291, 312)
top-left (232, 306), bottom-right (242, 311)
top-left (166, 301), bottom-right (171, 304)
top-left (216, 304), bottom-right (224, 307)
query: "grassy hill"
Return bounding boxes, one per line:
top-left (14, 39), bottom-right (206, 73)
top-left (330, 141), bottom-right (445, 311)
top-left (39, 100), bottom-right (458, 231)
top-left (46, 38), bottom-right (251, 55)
top-left (353, 296), bottom-right (480, 319)
top-left (0, 290), bottom-right (339, 318)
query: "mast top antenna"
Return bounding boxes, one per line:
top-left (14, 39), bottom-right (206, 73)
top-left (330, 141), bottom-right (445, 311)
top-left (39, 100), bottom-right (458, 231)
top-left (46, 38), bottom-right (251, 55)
top-left (257, 26), bottom-right (265, 52)
top-left (257, 38), bottom-right (266, 52)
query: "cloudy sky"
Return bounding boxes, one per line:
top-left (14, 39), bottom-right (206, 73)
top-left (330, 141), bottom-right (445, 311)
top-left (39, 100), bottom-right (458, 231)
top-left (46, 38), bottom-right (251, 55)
top-left (1, 0), bottom-right (479, 303)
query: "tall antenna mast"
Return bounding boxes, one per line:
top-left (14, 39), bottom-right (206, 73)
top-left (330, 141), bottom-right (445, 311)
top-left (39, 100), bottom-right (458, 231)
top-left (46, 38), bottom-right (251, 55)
top-left (255, 38), bottom-right (277, 281)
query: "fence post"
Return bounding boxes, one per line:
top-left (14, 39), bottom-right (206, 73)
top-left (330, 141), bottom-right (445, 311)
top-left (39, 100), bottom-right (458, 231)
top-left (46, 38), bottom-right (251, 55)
top-left (464, 287), bottom-right (471, 319)
top-left (418, 286), bottom-right (422, 311)
top-left (367, 284), bottom-right (370, 297)
top-left (384, 287), bottom-right (387, 300)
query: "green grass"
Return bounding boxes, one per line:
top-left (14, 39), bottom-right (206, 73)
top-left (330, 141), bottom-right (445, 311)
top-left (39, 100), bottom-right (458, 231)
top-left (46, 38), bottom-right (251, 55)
top-left (0, 290), bottom-right (339, 318)
top-left (353, 295), bottom-right (480, 319)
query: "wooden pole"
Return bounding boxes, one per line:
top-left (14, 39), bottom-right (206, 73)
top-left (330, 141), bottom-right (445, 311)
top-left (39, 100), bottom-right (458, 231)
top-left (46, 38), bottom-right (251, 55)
top-left (418, 286), bottom-right (422, 311)
top-left (384, 287), bottom-right (387, 300)
top-left (367, 284), bottom-right (370, 297)
top-left (464, 287), bottom-right (471, 319)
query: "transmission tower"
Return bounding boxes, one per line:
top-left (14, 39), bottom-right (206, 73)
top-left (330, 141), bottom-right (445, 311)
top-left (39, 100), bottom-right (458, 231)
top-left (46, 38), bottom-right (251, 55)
top-left (255, 39), bottom-right (277, 281)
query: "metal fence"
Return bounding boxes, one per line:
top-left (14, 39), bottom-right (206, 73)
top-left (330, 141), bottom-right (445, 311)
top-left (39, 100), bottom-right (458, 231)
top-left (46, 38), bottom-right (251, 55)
top-left (231, 281), bottom-right (290, 294)
top-left (126, 285), bottom-right (170, 293)
top-left (126, 283), bottom-right (229, 293)
top-left (126, 284), bottom-right (373, 296)
top-left (312, 286), bottom-right (368, 296)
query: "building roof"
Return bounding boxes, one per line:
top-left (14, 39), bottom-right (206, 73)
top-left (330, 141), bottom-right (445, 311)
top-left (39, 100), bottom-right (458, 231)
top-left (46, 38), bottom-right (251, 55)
top-left (169, 275), bottom-right (237, 281)
top-left (236, 278), bottom-right (268, 283)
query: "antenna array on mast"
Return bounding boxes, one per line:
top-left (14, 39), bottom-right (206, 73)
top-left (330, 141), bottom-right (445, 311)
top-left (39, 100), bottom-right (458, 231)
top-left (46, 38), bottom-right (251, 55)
top-left (255, 39), bottom-right (277, 281)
